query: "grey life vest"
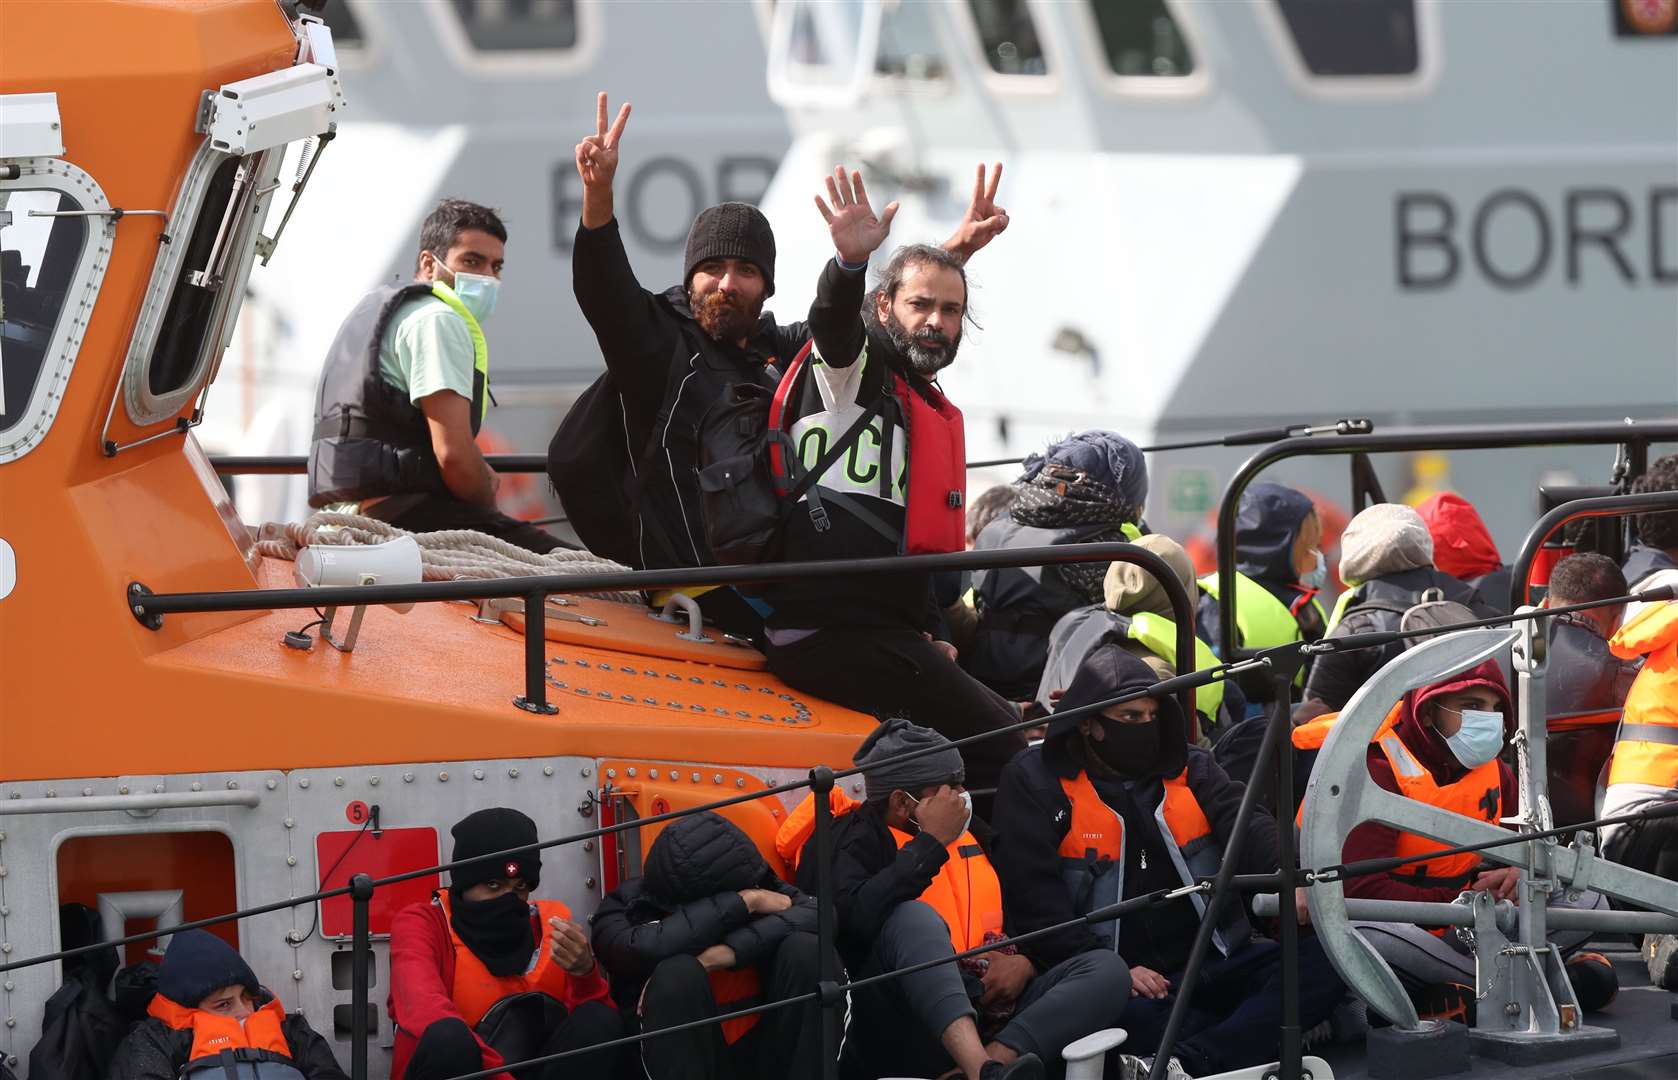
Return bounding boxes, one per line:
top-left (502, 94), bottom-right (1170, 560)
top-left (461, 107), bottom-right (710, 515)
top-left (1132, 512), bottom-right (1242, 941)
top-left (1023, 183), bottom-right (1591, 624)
top-left (307, 283), bottom-right (487, 507)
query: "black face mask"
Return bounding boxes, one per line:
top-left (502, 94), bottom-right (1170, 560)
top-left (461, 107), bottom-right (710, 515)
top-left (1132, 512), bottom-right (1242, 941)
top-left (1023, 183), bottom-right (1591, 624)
top-left (449, 892), bottom-right (534, 977)
top-left (1088, 719), bottom-right (1162, 779)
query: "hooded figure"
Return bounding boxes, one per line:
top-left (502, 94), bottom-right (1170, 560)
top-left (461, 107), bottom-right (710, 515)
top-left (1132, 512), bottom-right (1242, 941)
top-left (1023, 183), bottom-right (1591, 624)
top-left (1197, 482), bottom-right (1329, 705)
top-left (109, 930), bottom-right (347, 1080)
top-left (1417, 493), bottom-right (1511, 614)
top-left (992, 646), bottom-right (1343, 1075)
top-left (968, 431), bottom-right (1149, 699)
top-left (1303, 503), bottom-right (1495, 711)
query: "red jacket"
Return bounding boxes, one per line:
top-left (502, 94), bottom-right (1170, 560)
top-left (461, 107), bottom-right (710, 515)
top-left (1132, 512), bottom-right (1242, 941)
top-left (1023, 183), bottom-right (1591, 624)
top-left (387, 897), bottom-right (613, 1080)
top-left (1342, 659), bottom-right (1517, 904)
top-left (1417, 493), bottom-right (1503, 581)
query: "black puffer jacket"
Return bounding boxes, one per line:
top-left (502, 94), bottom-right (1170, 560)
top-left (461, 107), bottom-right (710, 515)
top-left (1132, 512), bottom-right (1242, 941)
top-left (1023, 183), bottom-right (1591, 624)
top-left (107, 992), bottom-right (346, 1080)
top-left (590, 813), bottom-right (816, 1013)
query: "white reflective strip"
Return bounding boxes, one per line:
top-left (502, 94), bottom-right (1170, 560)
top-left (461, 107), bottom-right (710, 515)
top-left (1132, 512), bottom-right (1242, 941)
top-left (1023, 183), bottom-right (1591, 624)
top-left (1380, 735), bottom-right (1425, 778)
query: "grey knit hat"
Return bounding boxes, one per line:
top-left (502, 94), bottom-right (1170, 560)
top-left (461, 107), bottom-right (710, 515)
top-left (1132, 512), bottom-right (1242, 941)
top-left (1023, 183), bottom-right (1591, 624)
top-left (684, 202), bottom-right (776, 297)
top-left (1339, 503), bottom-right (1434, 586)
top-left (853, 718), bottom-right (965, 799)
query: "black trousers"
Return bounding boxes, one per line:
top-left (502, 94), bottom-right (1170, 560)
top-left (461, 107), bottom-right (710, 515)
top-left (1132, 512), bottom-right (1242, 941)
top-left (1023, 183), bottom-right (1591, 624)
top-left (365, 493), bottom-right (566, 554)
top-left (765, 627), bottom-right (1027, 813)
top-left (638, 932), bottom-right (833, 1080)
top-left (406, 1003), bottom-right (622, 1080)
top-left (1615, 814), bottom-right (1678, 881)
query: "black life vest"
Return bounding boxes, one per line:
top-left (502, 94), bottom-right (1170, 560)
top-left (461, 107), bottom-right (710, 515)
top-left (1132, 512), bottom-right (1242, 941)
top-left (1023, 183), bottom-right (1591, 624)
top-left (307, 283), bottom-right (487, 507)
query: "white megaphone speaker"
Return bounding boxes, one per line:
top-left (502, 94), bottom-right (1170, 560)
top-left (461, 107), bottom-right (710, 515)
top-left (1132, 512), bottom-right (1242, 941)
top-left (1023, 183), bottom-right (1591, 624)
top-left (293, 536), bottom-right (422, 652)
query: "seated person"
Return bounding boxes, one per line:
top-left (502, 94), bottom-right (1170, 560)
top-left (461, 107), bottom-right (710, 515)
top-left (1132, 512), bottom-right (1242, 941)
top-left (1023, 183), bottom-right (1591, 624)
top-left (591, 812), bottom-right (830, 1080)
top-left (1294, 660), bottom-right (1614, 1017)
top-left (797, 719), bottom-right (1129, 1080)
top-left (993, 645), bottom-right (1344, 1078)
top-left (389, 808), bottom-right (620, 1080)
top-left (110, 929), bottom-right (347, 1080)
top-left (1602, 599), bottom-right (1678, 988)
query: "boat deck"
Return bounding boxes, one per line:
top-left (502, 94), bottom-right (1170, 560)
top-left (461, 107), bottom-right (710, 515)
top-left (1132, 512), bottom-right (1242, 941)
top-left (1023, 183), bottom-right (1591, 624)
top-left (1318, 945), bottom-right (1678, 1080)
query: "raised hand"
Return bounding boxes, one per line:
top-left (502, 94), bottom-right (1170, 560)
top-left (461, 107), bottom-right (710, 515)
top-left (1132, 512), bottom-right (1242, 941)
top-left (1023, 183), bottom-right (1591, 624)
top-left (576, 91), bottom-right (631, 191)
top-left (547, 916), bottom-right (596, 977)
top-left (946, 162), bottom-right (1008, 264)
top-left (815, 166), bottom-right (898, 267)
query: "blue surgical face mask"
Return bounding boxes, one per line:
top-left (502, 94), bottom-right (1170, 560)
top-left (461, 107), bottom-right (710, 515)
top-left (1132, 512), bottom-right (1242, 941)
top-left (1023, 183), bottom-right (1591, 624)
top-left (1440, 706), bottom-right (1504, 769)
top-left (1302, 549), bottom-right (1328, 590)
top-left (430, 251), bottom-right (500, 324)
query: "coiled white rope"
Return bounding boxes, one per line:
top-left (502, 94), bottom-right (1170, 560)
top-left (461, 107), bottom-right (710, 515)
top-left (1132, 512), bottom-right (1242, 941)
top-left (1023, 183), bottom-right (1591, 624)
top-left (255, 512), bottom-right (644, 603)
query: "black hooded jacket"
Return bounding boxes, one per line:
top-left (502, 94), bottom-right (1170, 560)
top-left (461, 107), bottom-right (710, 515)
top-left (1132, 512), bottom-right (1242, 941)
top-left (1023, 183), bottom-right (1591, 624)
top-left (1624, 543), bottom-right (1678, 590)
top-left (570, 219), bottom-right (810, 568)
top-left (1198, 483), bottom-right (1325, 653)
top-left (991, 647), bottom-right (1277, 974)
top-left (589, 812), bottom-right (815, 1014)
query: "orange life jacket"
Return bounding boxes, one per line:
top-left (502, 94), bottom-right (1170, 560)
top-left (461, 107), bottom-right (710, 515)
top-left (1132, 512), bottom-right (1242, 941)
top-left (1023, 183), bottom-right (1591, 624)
top-left (774, 790), bottom-right (1002, 951)
top-left (1290, 703), bottom-right (1400, 752)
top-left (148, 994), bottom-right (298, 1078)
top-left (1374, 733), bottom-right (1502, 893)
top-left (437, 893), bottom-right (579, 1029)
top-left (1056, 768), bottom-right (1246, 956)
top-left (1607, 601), bottom-right (1678, 789)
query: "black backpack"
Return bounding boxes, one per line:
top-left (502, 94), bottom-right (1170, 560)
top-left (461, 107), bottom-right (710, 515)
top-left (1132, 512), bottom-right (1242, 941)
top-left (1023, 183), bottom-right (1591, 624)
top-left (694, 342), bottom-right (904, 565)
top-left (545, 371), bottom-right (653, 568)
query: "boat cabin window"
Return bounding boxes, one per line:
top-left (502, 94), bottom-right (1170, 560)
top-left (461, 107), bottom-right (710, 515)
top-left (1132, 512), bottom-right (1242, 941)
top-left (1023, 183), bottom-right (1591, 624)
top-left (1272, 0), bottom-right (1420, 77)
top-left (1, 189), bottom-right (87, 442)
top-left (449, 0), bottom-right (578, 51)
top-left (147, 155), bottom-right (243, 397)
top-left (1091, 0), bottom-right (1196, 77)
top-left (966, 0), bottom-right (1048, 76)
top-left (876, 0), bottom-right (947, 80)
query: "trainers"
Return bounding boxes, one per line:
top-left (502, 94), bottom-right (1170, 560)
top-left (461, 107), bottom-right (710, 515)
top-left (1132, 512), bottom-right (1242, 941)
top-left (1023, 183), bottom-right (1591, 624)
top-left (1415, 982), bottom-right (1477, 1027)
top-left (978, 1053), bottom-right (1044, 1080)
top-left (1111, 1055), bottom-right (1192, 1080)
top-left (1566, 951), bottom-right (1620, 1012)
top-left (1646, 933), bottom-right (1678, 989)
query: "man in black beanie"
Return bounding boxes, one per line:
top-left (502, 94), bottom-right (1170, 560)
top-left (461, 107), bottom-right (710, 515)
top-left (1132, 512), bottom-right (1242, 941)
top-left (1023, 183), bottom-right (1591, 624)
top-left (388, 807), bottom-right (620, 1080)
top-left (555, 92), bottom-right (1008, 639)
top-left (110, 929), bottom-right (347, 1080)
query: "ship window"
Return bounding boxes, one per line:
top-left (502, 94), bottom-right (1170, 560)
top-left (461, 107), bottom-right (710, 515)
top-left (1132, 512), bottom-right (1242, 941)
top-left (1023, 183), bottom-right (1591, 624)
top-left (450, 0), bottom-right (578, 52)
top-left (1091, 0), bottom-right (1195, 77)
top-left (877, 0), bottom-right (947, 80)
top-left (1, 189), bottom-right (88, 439)
top-left (318, 1), bottom-right (366, 49)
top-left (147, 155), bottom-right (243, 397)
top-left (967, 0), bottom-right (1048, 76)
top-left (1272, 0), bottom-right (1419, 76)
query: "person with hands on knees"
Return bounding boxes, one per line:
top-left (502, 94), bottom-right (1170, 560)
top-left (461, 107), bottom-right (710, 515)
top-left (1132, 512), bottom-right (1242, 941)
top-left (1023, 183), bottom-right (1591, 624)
top-left (388, 808), bottom-right (620, 1080)
top-left (992, 645), bottom-right (1344, 1079)
top-left (762, 164), bottom-right (1025, 812)
top-left (1291, 660), bottom-right (1614, 1020)
top-left (590, 811), bottom-right (833, 1080)
top-left (109, 929), bottom-right (348, 1080)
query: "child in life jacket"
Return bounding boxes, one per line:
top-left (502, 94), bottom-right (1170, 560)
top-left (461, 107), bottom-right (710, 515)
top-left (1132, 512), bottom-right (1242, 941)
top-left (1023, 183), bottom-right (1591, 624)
top-left (108, 929), bottom-right (347, 1080)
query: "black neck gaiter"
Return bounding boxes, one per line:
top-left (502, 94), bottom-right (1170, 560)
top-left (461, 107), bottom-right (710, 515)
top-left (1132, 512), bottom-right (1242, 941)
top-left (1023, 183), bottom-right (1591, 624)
top-left (449, 893), bottom-right (535, 977)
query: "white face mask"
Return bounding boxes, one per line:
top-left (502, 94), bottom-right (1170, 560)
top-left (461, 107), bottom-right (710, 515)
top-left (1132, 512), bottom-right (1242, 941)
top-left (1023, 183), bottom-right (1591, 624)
top-left (903, 789), bottom-right (974, 841)
top-left (1440, 706), bottom-right (1505, 769)
top-left (1302, 549), bottom-right (1328, 589)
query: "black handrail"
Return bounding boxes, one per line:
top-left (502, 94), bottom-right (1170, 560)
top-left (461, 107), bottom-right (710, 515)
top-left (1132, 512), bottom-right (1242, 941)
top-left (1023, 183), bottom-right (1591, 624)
top-left (128, 541), bottom-right (1202, 725)
top-left (1507, 491), bottom-right (1678, 610)
top-left (1213, 418), bottom-right (1678, 665)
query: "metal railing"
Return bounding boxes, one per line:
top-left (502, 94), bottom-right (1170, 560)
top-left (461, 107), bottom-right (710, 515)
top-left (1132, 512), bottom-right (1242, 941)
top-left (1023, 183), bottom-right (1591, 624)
top-left (1212, 419), bottom-right (1678, 666)
top-left (1507, 490), bottom-right (1678, 610)
top-left (9, 586), bottom-right (1678, 1080)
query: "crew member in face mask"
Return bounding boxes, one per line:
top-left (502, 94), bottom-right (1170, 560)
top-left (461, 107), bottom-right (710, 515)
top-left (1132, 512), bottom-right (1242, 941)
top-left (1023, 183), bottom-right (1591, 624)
top-left (1294, 660), bottom-right (1615, 1019)
top-left (792, 719), bottom-right (1125, 1080)
top-left (110, 929), bottom-right (347, 1080)
top-left (388, 808), bottom-right (621, 1080)
top-left (992, 646), bottom-right (1345, 1078)
top-left (309, 199), bottom-right (563, 553)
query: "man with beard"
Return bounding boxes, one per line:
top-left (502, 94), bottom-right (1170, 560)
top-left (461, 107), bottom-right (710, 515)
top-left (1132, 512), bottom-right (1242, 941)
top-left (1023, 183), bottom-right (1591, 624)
top-left (759, 167), bottom-right (1024, 807)
top-left (388, 808), bottom-right (621, 1080)
top-left (558, 93), bottom-right (1007, 637)
top-left (991, 645), bottom-right (1345, 1078)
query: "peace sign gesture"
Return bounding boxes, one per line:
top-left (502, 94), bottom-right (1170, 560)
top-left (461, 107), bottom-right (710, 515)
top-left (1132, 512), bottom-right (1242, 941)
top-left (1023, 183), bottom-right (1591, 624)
top-left (814, 166), bottom-right (899, 267)
top-left (946, 162), bottom-right (1008, 264)
top-left (576, 91), bottom-right (631, 192)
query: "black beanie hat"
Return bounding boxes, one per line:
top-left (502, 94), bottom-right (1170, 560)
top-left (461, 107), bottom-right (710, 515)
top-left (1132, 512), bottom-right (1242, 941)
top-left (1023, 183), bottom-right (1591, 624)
top-left (684, 202), bottom-right (776, 297)
top-left (450, 807), bottom-right (542, 895)
top-left (158, 929), bottom-right (259, 1008)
